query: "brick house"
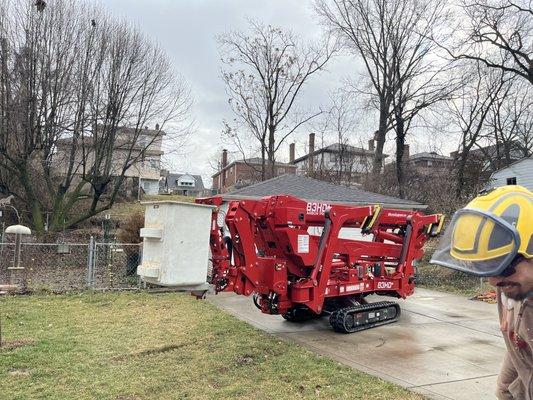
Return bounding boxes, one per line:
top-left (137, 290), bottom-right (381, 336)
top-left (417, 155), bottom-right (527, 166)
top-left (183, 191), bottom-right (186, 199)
top-left (383, 145), bottom-right (453, 176)
top-left (212, 149), bottom-right (297, 193)
top-left (407, 150), bottom-right (453, 175)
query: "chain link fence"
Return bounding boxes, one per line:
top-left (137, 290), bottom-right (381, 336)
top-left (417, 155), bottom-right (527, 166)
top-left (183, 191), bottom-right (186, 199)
top-left (0, 237), bottom-right (490, 295)
top-left (0, 239), bottom-right (142, 292)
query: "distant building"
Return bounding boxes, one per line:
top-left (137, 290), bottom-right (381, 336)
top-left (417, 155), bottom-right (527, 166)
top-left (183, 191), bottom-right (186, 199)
top-left (408, 150), bottom-right (453, 174)
top-left (212, 149), bottom-right (297, 194)
top-left (160, 172), bottom-right (205, 196)
top-left (487, 156), bottom-right (533, 191)
top-left (55, 125), bottom-right (164, 196)
top-left (384, 145), bottom-right (453, 176)
top-left (291, 133), bottom-right (380, 185)
top-left (450, 141), bottom-right (525, 172)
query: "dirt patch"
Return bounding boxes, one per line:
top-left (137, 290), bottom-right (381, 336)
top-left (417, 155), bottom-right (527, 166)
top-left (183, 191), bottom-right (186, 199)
top-left (235, 354), bottom-right (254, 365)
top-left (111, 343), bottom-right (189, 362)
top-left (8, 368), bottom-right (30, 377)
top-left (0, 338), bottom-right (36, 351)
top-left (136, 344), bottom-right (185, 357)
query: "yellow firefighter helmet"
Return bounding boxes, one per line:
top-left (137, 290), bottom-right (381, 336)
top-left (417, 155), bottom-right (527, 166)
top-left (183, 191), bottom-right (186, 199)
top-left (431, 185), bottom-right (533, 277)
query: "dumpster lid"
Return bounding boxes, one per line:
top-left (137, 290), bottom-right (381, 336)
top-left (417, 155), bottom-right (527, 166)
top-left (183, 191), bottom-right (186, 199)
top-left (141, 200), bottom-right (216, 209)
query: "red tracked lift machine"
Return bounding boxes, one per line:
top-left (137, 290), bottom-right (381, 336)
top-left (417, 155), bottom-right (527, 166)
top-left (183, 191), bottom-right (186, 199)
top-left (196, 195), bottom-right (444, 333)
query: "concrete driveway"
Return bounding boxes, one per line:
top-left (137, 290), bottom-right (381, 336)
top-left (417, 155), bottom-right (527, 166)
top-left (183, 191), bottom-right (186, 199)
top-left (209, 288), bottom-right (506, 400)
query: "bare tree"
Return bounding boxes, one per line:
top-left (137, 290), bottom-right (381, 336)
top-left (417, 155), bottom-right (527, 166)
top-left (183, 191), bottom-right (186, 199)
top-left (219, 21), bottom-right (335, 180)
top-left (0, 0), bottom-right (192, 233)
top-left (446, 66), bottom-right (508, 198)
top-left (316, 0), bottom-right (396, 177)
top-left (309, 91), bottom-right (368, 185)
top-left (316, 0), bottom-right (458, 195)
top-left (481, 77), bottom-right (532, 168)
top-left (449, 0), bottom-right (532, 85)
top-left (386, 0), bottom-right (462, 198)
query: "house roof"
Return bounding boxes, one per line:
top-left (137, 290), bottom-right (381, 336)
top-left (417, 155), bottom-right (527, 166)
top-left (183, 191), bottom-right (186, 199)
top-left (212, 158), bottom-right (297, 178)
top-left (450, 141), bottom-right (524, 159)
top-left (225, 174), bottom-right (425, 209)
top-left (165, 173), bottom-right (205, 190)
top-left (410, 152), bottom-right (453, 161)
top-left (293, 143), bottom-right (379, 164)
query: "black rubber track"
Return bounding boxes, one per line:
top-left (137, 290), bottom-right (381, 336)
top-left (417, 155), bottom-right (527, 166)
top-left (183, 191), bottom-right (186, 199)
top-left (329, 301), bottom-right (401, 333)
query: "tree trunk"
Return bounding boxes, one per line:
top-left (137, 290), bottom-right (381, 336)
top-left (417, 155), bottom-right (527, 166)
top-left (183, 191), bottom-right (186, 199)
top-left (372, 96), bottom-right (389, 177)
top-left (395, 115), bottom-right (406, 199)
top-left (19, 166), bottom-right (45, 233)
top-left (455, 140), bottom-right (472, 199)
top-left (267, 125), bottom-right (276, 180)
top-left (260, 142), bottom-right (266, 181)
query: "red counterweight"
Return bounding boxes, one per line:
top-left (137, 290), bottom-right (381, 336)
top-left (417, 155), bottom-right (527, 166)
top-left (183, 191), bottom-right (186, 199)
top-left (196, 195), bottom-right (444, 333)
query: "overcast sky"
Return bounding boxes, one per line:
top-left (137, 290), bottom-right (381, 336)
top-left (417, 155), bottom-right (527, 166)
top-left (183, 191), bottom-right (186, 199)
top-left (102, 0), bottom-right (446, 187)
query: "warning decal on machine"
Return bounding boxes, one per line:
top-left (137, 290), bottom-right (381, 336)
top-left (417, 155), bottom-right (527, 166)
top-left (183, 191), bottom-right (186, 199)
top-left (297, 235), bottom-right (309, 253)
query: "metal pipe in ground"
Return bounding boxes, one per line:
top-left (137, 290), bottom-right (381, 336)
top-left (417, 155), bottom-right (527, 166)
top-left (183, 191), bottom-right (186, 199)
top-left (86, 236), bottom-right (94, 288)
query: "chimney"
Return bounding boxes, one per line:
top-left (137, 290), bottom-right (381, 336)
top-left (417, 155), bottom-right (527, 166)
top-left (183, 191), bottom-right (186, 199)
top-left (308, 133), bottom-right (315, 176)
top-left (221, 149), bottom-right (228, 188)
top-left (155, 123), bottom-right (160, 131)
top-left (222, 149), bottom-right (228, 168)
top-left (368, 139), bottom-right (375, 152)
top-left (289, 143), bottom-right (295, 164)
top-left (402, 144), bottom-right (410, 162)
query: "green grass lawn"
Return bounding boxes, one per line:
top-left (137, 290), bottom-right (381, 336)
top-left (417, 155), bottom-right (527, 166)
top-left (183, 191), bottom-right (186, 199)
top-left (0, 292), bottom-right (424, 400)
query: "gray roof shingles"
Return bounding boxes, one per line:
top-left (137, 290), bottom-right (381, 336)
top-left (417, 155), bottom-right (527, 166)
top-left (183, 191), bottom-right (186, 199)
top-left (226, 174), bottom-right (424, 209)
top-left (165, 173), bottom-right (205, 190)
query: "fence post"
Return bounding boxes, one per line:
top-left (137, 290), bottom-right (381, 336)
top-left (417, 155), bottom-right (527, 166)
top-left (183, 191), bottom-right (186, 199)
top-left (0, 221), bottom-right (4, 260)
top-left (138, 243), bottom-right (144, 289)
top-left (87, 236), bottom-right (95, 288)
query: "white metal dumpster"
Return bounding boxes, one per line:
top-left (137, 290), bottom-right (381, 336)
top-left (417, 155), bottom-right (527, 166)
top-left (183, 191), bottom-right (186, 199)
top-left (137, 201), bottom-right (215, 289)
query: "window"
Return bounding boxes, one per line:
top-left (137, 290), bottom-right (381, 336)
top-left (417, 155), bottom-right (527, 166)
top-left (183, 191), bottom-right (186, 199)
top-left (277, 167), bottom-right (285, 175)
top-left (427, 160), bottom-right (433, 167)
top-left (507, 177), bottom-right (517, 185)
top-left (138, 135), bottom-right (148, 148)
top-left (179, 180), bottom-right (194, 187)
top-left (149, 159), bottom-right (159, 169)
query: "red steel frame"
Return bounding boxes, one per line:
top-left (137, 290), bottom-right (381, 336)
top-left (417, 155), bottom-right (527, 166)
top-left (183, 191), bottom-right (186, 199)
top-left (196, 195), bottom-right (443, 316)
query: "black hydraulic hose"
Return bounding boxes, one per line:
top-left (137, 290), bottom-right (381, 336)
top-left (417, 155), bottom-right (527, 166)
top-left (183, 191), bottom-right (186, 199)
top-left (223, 235), bottom-right (233, 259)
top-left (252, 293), bottom-right (262, 310)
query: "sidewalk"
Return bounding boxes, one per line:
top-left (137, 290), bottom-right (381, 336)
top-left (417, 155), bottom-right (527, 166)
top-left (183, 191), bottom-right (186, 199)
top-left (209, 288), bottom-right (505, 400)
